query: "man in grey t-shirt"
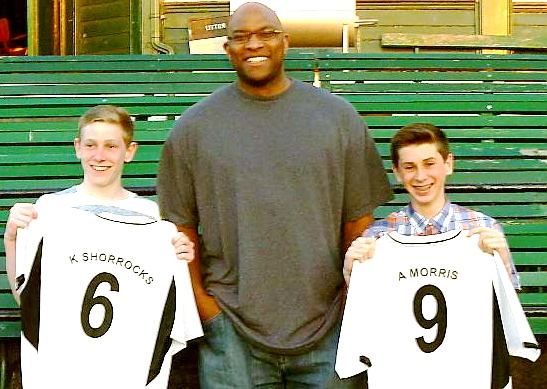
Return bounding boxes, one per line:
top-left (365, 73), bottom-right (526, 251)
top-left (157, 2), bottom-right (393, 388)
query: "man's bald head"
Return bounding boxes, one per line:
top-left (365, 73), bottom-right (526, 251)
top-left (228, 2), bottom-right (283, 34)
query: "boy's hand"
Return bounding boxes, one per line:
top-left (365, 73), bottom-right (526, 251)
top-left (4, 203), bottom-right (37, 242)
top-left (343, 237), bottom-right (377, 285)
top-left (467, 227), bottom-right (508, 255)
top-left (171, 231), bottom-right (195, 262)
top-left (467, 227), bottom-right (513, 277)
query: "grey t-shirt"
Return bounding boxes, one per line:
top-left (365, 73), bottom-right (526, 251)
top-left (157, 79), bottom-right (393, 353)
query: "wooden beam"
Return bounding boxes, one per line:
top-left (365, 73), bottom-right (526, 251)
top-left (480, 0), bottom-right (511, 54)
top-left (381, 33), bottom-right (547, 51)
top-left (480, 0), bottom-right (511, 35)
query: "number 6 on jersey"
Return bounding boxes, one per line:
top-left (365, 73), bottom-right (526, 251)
top-left (81, 272), bottom-right (120, 338)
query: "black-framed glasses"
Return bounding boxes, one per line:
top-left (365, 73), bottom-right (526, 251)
top-left (227, 30), bottom-right (284, 44)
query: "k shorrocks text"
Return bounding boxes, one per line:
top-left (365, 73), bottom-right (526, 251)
top-left (69, 252), bottom-right (154, 284)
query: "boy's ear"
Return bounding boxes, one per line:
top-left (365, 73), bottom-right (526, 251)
top-left (445, 153), bottom-right (454, 175)
top-left (124, 141), bottom-right (138, 163)
top-left (74, 138), bottom-right (81, 158)
top-left (392, 165), bottom-right (402, 183)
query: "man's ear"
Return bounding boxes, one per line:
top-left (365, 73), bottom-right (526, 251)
top-left (223, 40), bottom-right (232, 60)
top-left (283, 33), bottom-right (290, 53)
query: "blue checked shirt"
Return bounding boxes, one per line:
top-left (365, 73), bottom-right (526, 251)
top-left (364, 201), bottom-right (521, 288)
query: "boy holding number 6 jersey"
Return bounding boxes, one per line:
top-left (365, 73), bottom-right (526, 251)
top-left (3, 105), bottom-right (201, 389)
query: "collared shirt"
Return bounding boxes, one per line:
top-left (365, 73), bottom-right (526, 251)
top-left (364, 201), bottom-right (521, 288)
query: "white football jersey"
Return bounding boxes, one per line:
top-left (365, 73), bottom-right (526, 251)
top-left (336, 230), bottom-right (495, 388)
top-left (491, 248), bottom-right (541, 363)
top-left (17, 204), bottom-right (202, 389)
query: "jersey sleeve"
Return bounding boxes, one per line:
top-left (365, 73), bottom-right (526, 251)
top-left (170, 259), bottom-right (203, 354)
top-left (335, 260), bottom-right (370, 379)
top-left (15, 211), bottom-right (45, 292)
top-left (492, 252), bottom-right (541, 362)
top-left (160, 221), bottom-right (203, 354)
top-left (490, 222), bottom-right (521, 290)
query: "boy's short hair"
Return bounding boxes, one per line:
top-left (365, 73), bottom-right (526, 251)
top-left (390, 123), bottom-right (451, 166)
top-left (78, 105), bottom-right (134, 145)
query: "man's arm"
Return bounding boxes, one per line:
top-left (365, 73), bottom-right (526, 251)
top-left (342, 213), bottom-right (376, 285)
top-left (176, 224), bottom-right (221, 322)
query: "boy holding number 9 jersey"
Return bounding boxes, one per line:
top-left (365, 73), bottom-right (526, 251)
top-left (343, 122), bottom-right (519, 288)
top-left (341, 123), bottom-right (525, 388)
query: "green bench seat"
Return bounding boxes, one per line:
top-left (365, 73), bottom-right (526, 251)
top-left (315, 53), bottom-right (547, 335)
top-left (0, 54), bottom-right (546, 386)
top-left (0, 53), bottom-right (317, 389)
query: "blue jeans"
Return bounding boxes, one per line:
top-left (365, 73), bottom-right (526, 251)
top-left (198, 312), bottom-right (366, 388)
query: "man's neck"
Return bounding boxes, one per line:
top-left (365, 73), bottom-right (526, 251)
top-left (237, 75), bottom-right (292, 98)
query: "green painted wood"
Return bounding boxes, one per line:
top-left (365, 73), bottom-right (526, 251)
top-left (315, 53), bottom-right (547, 70)
top-left (375, 204), bottom-right (547, 219)
top-left (497, 223), bottom-right (547, 236)
top-left (3, 158), bottom-right (545, 176)
top-left (321, 70), bottom-right (547, 82)
top-left (391, 193), bottom-right (547, 205)
top-left (0, 53), bottom-right (545, 337)
top-left (513, 253), bottom-right (547, 266)
top-left (519, 272), bottom-right (547, 287)
top-left (507, 235), bottom-right (547, 249)
top-left (0, 54), bottom-right (315, 72)
top-left (369, 127), bottom-right (547, 140)
top-left (0, 279), bottom-right (10, 290)
top-left (0, 321), bottom-right (20, 338)
top-left (0, 177), bottom-right (156, 191)
top-left (0, 162), bottom-right (161, 176)
top-left (324, 83), bottom-right (547, 94)
top-left (0, 72), bottom-right (314, 95)
top-left (365, 115), bottom-right (547, 128)
top-left (3, 144), bottom-right (544, 162)
top-left (2, 172), bottom-right (545, 190)
top-left (341, 93), bottom-right (547, 109)
top-left (2, 124), bottom-right (545, 142)
top-left (0, 296), bottom-right (18, 311)
top-left (519, 294), bottom-right (547, 306)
